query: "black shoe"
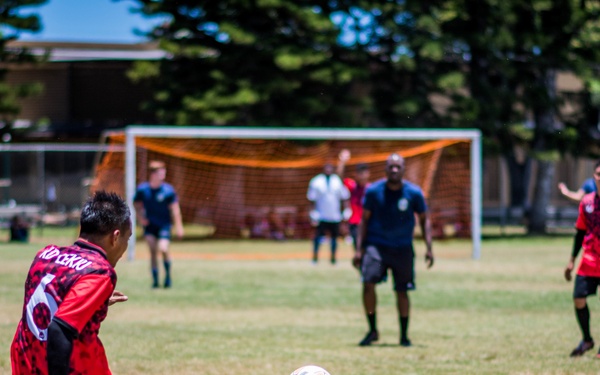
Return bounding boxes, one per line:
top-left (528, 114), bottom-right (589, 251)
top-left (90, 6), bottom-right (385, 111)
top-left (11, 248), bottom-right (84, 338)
top-left (400, 338), bottom-right (412, 347)
top-left (570, 340), bottom-right (594, 357)
top-left (164, 277), bottom-right (171, 288)
top-left (359, 331), bottom-right (379, 346)
top-left (152, 282), bottom-right (159, 289)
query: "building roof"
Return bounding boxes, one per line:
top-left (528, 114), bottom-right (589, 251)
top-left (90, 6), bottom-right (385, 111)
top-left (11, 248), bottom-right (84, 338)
top-left (6, 40), bottom-right (168, 62)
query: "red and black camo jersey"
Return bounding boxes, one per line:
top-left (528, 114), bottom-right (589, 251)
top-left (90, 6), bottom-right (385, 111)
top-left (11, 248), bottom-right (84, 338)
top-left (11, 239), bottom-right (117, 375)
top-left (576, 192), bottom-right (600, 277)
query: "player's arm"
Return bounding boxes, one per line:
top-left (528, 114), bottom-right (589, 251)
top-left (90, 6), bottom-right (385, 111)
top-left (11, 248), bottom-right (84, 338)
top-left (48, 274), bottom-right (114, 375)
top-left (566, 200), bottom-right (587, 281)
top-left (169, 201), bottom-right (184, 239)
top-left (565, 229), bottom-right (586, 282)
top-left (133, 201), bottom-right (149, 227)
top-left (337, 149), bottom-right (350, 177)
top-left (341, 183), bottom-right (352, 221)
top-left (353, 209), bottom-right (371, 269)
top-left (418, 211), bottom-right (434, 268)
top-left (558, 182), bottom-right (585, 202)
top-left (47, 319), bottom-right (75, 375)
top-left (306, 180), bottom-right (320, 224)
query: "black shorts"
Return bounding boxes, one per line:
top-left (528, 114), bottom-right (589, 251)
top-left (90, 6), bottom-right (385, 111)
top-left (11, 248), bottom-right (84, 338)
top-left (144, 223), bottom-right (172, 240)
top-left (573, 275), bottom-right (600, 298)
top-left (361, 244), bottom-right (415, 292)
top-left (315, 221), bottom-right (340, 239)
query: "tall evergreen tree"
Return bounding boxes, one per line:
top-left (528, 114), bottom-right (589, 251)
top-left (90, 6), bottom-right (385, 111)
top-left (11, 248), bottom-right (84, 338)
top-left (0, 0), bottom-right (46, 140)
top-left (128, 0), bottom-right (366, 127)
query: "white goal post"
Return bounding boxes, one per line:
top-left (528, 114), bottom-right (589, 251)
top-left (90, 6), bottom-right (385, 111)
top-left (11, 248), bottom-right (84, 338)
top-left (121, 126), bottom-right (482, 260)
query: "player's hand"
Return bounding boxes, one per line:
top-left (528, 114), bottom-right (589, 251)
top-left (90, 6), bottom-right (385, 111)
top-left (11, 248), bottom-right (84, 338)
top-left (309, 210), bottom-right (320, 227)
top-left (564, 261), bottom-right (574, 282)
top-left (425, 250), bottom-right (434, 268)
top-left (109, 290), bottom-right (128, 306)
top-left (339, 149), bottom-right (351, 163)
top-left (342, 207), bottom-right (353, 221)
top-left (175, 225), bottom-right (184, 240)
top-left (352, 251), bottom-right (363, 270)
top-left (558, 182), bottom-right (568, 195)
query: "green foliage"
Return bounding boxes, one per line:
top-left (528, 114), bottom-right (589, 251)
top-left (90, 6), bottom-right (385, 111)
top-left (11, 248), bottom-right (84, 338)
top-left (0, 0), bottom-right (47, 128)
top-left (128, 0), bottom-right (365, 126)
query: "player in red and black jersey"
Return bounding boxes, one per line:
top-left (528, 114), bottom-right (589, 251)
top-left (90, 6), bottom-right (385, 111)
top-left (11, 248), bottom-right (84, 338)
top-left (564, 160), bottom-right (600, 358)
top-left (337, 149), bottom-right (371, 250)
top-left (11, 191), bottom-right (132, 375)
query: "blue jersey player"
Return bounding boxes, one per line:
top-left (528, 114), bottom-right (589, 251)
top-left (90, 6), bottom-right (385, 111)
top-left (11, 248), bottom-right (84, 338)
top-left (353, 153), bottom-right (434, 347)
top-left (134, 161), bottom-right (184, 288)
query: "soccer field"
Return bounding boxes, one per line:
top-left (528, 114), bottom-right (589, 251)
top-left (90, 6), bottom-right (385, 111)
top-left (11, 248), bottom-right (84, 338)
top-left (0, 230), bottom-right (596, 374)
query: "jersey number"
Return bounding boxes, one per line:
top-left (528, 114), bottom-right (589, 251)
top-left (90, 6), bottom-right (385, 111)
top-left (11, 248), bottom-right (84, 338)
top-left (26, 274), bottom-right (58, 341)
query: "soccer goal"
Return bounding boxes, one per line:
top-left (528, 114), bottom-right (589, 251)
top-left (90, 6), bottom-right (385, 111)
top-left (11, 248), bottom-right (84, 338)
top-left (93, 126), bottom-right (482, 260)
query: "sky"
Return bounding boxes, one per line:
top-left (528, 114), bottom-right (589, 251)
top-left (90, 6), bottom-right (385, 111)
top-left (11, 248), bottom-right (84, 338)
top-left (16, 0), bottom-right (167, 44)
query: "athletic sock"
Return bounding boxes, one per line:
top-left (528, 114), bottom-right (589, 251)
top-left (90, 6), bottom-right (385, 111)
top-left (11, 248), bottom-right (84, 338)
top-left (151, 268), bottom-right (159, 287)
top-left (367, 313), bottom-right (377, 333)
top-left (576, 305), bottom-right (593, 342)
top-left (163, 260), bottom-right (171, 286)
top-left (400, 316), bottom-right (409, 341)
top-left (331, 239), bottom-right (337, 263)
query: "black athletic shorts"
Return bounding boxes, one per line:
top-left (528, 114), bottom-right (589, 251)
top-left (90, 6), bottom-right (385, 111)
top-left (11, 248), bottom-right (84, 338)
top-left (144, 223), bottom-right (172, 240)
top-left (573, 274), bottom-right (600, 298)
top-left (361, 244), bottom-right (415, 292)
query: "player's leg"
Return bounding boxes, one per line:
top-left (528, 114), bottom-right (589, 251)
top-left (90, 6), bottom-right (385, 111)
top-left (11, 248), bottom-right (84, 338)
top-left (358, 245), bottom-right (386, 346)
top-left (157, 238), bottom-right (172, 288)
top-left (145, 234), bottom-right (159, 288)
top-left (154, 225), bottom-right (173, 288)
top-left (349, 224), bottom-right (358, 250)
top-left (390, 245), bottom-right (415, 347)
top-left (329, 222), bottom-right (340, 264)
top-left (570, 275), bottom-right (597, 356)
top-left (395, 291), bottom-right (411, 347)
top-left (312, 222), bottom-right (326, 263)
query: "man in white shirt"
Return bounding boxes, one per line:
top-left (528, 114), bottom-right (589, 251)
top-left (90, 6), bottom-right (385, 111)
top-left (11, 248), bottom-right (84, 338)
top-left (307, 161), bottom-right (351, 264)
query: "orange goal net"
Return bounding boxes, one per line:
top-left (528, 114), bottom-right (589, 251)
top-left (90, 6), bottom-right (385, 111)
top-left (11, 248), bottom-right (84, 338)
top-left (92, 128), bottom-right (475, 240)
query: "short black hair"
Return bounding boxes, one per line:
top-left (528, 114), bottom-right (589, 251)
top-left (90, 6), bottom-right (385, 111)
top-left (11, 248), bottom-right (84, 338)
top-left (356, 163), bottom-right (369, 172)
top-left (595, 159), bottom-right (600, 170)
top-left (79, 191), bottom-right (130, 236)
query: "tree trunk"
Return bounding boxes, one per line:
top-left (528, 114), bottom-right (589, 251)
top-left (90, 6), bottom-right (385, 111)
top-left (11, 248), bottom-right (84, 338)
top-left (505, 154), bottom-right (531, 209)
top-left (527, 69), bottom-right (557, 234)
top-left (528, 160), bottom-right (554, 233)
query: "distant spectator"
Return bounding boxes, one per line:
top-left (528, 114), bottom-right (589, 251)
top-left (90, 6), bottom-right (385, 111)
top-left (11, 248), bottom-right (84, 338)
top-left (47, 182), bottom-right (58, 212)
top-left (267, 208), bottom-right (285, 241)
top-left (10, 215), bottom-right (29, 243)
top-left (337, 149), bottom-right (371, 250)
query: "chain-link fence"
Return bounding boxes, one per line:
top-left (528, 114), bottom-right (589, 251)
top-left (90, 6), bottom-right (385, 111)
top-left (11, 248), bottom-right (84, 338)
top-left (0, 144), bottom-right (123, 230)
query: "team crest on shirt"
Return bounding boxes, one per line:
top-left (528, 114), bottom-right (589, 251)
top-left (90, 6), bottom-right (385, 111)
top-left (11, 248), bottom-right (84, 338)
top-left (585, 204), bottom-right (594, 214)
top-left (398, 198), bottom-right (409, 211)
top-left (156, 192), bottom-right (165, 202)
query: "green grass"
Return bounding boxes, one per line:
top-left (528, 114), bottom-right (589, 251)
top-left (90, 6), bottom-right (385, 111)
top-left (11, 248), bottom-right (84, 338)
top-left (0, 229), bottom-right (596, 374)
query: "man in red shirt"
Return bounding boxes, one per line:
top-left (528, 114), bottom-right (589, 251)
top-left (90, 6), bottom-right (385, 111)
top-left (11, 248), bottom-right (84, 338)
top-left (564, 160), bottom-right (600, 357)
top-left (337, 149), bottom-right (371, 250)
top-left (11, 191), bottom-right (132, 375)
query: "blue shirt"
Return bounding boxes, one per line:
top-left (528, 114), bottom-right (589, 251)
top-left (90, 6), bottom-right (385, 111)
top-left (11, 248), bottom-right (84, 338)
top-left (363, 179), bottom-right (427, 248)
top-left (133, 182), bottom-right (178, 227)
top-left (581, 178), bottom-right (598, 194)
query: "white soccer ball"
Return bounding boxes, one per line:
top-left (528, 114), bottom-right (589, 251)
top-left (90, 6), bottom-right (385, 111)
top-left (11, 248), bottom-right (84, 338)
top-left (290, 365), bottom-right (331, 375)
